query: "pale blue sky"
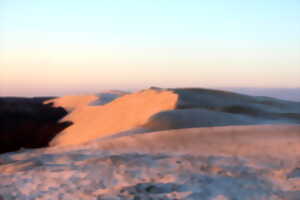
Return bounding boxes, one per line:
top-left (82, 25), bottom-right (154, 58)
top-left (1, 0), bottom-right (300, 96)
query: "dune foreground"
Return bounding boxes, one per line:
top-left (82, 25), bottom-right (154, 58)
top-left (1, 88), bottom-right (300, 200)
top-left (1, 125), bottom-right (300, 199)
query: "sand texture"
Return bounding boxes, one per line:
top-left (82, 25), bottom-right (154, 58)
top-left (1, 125), bottom-right (300, 200)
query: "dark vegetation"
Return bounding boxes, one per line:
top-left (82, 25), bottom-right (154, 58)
top-left (0, 97), bottom-right (71, 154)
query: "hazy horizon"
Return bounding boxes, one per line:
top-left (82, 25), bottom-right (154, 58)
top-left (1, 87), bottom-right (300, 103)
top-left (1, 0), bottom-right (300, 96)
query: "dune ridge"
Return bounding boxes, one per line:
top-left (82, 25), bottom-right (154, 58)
top-left (47, 88), bottom-right (300, 146)
top-left (45, 95), bottom-right (99, 112)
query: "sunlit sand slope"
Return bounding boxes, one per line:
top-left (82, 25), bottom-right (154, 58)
top-left (50, 89), bottom-right (178, 146)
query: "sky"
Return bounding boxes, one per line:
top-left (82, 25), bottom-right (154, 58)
top-left (1, 0), bottom-right (300, 96)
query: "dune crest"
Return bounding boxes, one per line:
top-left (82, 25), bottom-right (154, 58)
top-left (45, 95), bottom-right (99, 112)
top-left (49, 89), bottom-right (178, 146)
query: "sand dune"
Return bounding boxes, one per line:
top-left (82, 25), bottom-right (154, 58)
top-left (1, 88), bottom-right (300, 199)
top-left (48, 88), bottom-right (300, 146)
top-left (49, 89), bottom-right (178, 146)
top-left (1, 124), bottom-right (300, 199)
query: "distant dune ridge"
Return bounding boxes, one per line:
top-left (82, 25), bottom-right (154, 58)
top-left (227, 87), bottom-right (300, 102)
top-left (47, 87), bottom-right (300, 146)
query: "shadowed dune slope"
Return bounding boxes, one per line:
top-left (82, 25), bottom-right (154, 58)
top-left (144, 88), bottom-right (300, 131)
top-left (89, 90), bottom-right (129, 106)
top-left (173, 88), bottom-right (300, 113)
top-left (48, 88), bottom-right (300, 146)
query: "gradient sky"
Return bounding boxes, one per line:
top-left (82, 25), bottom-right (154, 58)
top-left (1, 0), bottom-right (300, 96)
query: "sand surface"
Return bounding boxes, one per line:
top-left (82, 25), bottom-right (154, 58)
top-left (89, 124), bottom-right (300, 159)
top-left (1, 125), bottom-right (300, 200)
